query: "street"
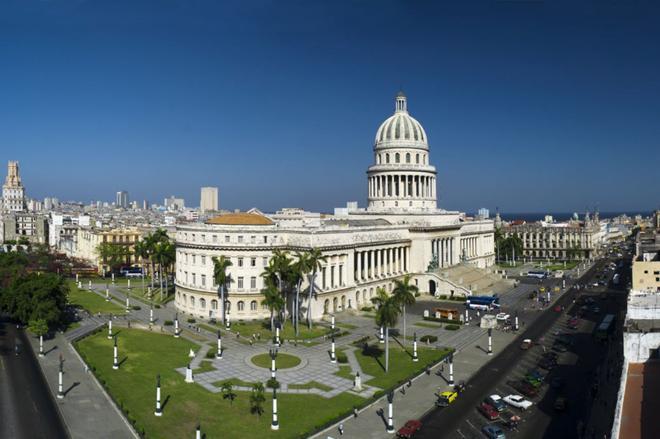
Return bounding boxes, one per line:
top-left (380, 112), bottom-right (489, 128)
top-left (0, 317), bottom-right (68, 439)
top-left (417, 256), bottom-right (628, 439)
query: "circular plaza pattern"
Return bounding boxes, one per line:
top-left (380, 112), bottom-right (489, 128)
top-left (250, 353), bottom-right (302, 370)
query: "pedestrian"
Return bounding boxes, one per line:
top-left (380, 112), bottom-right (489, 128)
top-left (401, 386), bottom-right (406, 395)
top-left (353, 407), bottom-right (358, 418)
top-left (407, 379), bottom-right (412, 388)
top-left (338, 424), bottom-right (344, 435)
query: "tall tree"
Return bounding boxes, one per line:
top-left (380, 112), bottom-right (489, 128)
top-left (260, 284), bottom-right (284, 332)
top-left (305, 248), bottom-right (327, 329)
top-left (371, 287), bottom-right (400, 372)
top-left (96, 242), bottom-right (130, 274)
top-left (292, 252), bottom-right (310, 336)
top-left (212, 255), bottom-right (233, 325)
top-left (270, 250), bottom-right (292, 328)
top-left (392, 274), bottom-right (418, 346)
top-left (133, 239), bottom-right (149, 295)
top-left (249, 383), bottom-right (266, 417)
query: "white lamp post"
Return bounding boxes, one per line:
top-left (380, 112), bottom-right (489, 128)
top-left (487, 328), bottom-right (493, 355)
top-left (154, 374), bottom-right (162, 416)
top-left (57, 355), bottom-right (64, 399)
top-left (271, 388), bottom-right (279, 430)
top-left (216, 330), bottom-right (223, 359)
top-left (386, 391), bottom-right (395, 433)
top-left (113, 336), bottom-right (119, 370)
top-left (412, 332), bottom-right (418, 362)
top-left (330, 336), bottom-right (336, 363)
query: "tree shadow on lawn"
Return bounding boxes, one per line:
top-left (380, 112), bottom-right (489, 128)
top-left (161, 395), bottom-right (171, 412)
top-left (362, 344), bottom-right (385, 372)
top-left (118, 356), bottom-right (128, 367)
top-left (390, 336), bottom-right (413, 358)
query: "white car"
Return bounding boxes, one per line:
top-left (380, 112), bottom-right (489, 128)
top-left (503, 394), bottom-right (533, 410)
top-left (495, 313), bottom-right (510, 321)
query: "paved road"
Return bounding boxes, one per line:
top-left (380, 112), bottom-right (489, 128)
top-left (417, 260), bottom-right (604, 438)
top-left (0, 318), bottom-right (68, 439)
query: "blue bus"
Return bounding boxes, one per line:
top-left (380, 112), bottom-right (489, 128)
top-left (595, 314), bottom-right (616, 341)
top-left (466, 295), bottom-right (500, 310)
top-left (527, 270), bottom-right (549, 279)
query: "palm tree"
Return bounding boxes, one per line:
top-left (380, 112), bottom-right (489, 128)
top-left (249, 383), bottom-right (266, 417)
top-left (392, 274), bottom-right (418, 346)
top-left (371, 287), bottom-right (400, 372)
top-left (292, 252), bottom-right (310, 336)
top-left (305, 248), bottom-right (327, 329)
top-left (261, 284), bottom-right (284, 332)
top-left (133, 239), bottom-right (149, 296)
top-left (270, 250), bottom-right (292, 328)
top-left (158, 241), bottom-right (176, 299)
top-left (212, 255), bottom-right (233, 325)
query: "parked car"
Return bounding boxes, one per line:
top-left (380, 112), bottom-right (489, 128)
top-left (478, 402), bottom-right (500, 421)
top-left (503, 394), bottom-right (533, 410)
top-left (485, 394), bottom-right (506, 412)
top-left (435, 391), bottom-right (458, 407)
top-left (482, 424), bottom-right (506, 439)
top-left (520, 339), bottom-right (533, 350)
top-left (538, 357), bottom-right (557, 370)
top-left (397, 420), bottom-right (422, 438)
top-left (506, 380), bottom-right (538, 397)
top-left (496, 313), bottom-right (510, 321)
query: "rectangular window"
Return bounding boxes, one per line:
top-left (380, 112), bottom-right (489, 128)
top-left (238, 257), bottom-right (243, 267)
top-left (185, 253), bottom-right (189, 263)
top-left (251, 258), bottom-right (256, 267)
top-left (213, 235), bottom-right (217, 243)
top-left (263, 236), bottom-right (268, 244)
top-left (192, 234), bottom-right (196, 241)
top-left (201, 234), bottom-right (206, 242)
top-left (201, 274), bottom-right (206, 287)
top-left (250, 276), bottom-right (257, 289)
top-left (322, 267), bottom-right (327, 289)
top-left (330, 266), bottom-right (335, 288)
top-left (251, 235), bottom-right (256, 243)
top-left (201, 255), bottom-right (206, 265)
top-left (263, 257), bottom-right (268, 267)
top-left (238, 236), bottom-right (244, 243)
top-left (225, 235), bottom-right (230, 243)
top-left (185, 271), bottom-right (188, 283)
top-left (237, 277), bottom-right (244, 290)
top-left (192, 273), bottom-right (196, 285)
top-left (339, 265), bottom-right (343, 285)
top-left (192, 254), bottom-right (196, 264)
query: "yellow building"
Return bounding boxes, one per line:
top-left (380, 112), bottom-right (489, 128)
top-left (632, 230), bottom-right (660, 292)
top-left (75, 227), bottom-right (144, 272)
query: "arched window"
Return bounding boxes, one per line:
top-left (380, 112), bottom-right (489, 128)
top-left (237, 301), bottom-right (245, 311)
top-left (250, 300), bottom-right (257, 311)
top-left (190, 296), bottom-right (196, 307)
top-left (377, 154), bottom-right (381, 164)
top-left (200, 298), bottom-right (206, 309)
top-left (385, 153), bottom-right (390, 164)
top-left (406, 153), bottom-right (411, 163)
top-left (395, 153), bottom-right (400, 163)
top-left (183, 294), bottom-right (187, 304)
top-left (211, 299), bottom-right (218, 310)
top-left (416, 154), bottom-right (420, 164)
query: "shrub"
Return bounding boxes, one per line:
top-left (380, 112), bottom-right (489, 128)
top-left (206, 349), bottom-right (217, 359)
top-left (266, 378), bottom-right (280, 389)
top-left (336, 351), bottom-right (348, 364)
top-left (361, 305), bottom-right (374, 312)
top-left (187, 318), bottom-right (196, 324)
top-left (420, 335), bottom-right (438, 343)
top-left (445, 324), bottom-right (460, 331)
top-left (131, 305), bottom-right (141, 311)
top-left (154, 304), bottom-right (161, 309)
top-left (351, 335), bottom-right (371, 347)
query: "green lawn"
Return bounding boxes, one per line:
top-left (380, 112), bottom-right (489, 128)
top-left (75, 329), bottom-right (363, 439)
top-left (68, 282), bottom-right (125, 314)
top-left (251, 353), bottom-right (301, 369)
top-left (207, 319), bottom-right (332, 341)
top-left (538, 261), bottom-right (578, 271)
top-left (288, 381), bottom-right (332, 392)
top-left (193, 360), bottom-right (216, 374)
top-left (413, 322), bottom-right (443, 329)
top-left (353, 344), bottom-right (452, 389)
top-left (213, 378), bottom-right (259, 388)
top-left (334, 365), bottom-right (354, 381)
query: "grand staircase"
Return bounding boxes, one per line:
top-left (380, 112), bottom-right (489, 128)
top-left (432, 263), bottom-right (514, 296)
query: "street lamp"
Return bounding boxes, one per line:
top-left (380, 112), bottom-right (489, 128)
top-left (270, 348), bottom-right (278, 380)
top-left (271, 388), bottom-right (279, 430)
top-left (216, 330), bottom-right (223, 359)
top-left (487, 328), bottom-right (493, 355)
top-left (386, 391), bottom-right (395, 433)
top-left (412, 332), bottom-right (418, 362)
top-left (154, 374), bottom-right (162, 416)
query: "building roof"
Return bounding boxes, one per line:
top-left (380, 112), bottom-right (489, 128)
top-left (619, 362), bottom-right (660, 439)
top-left (206, 212), bottom-right (274, 226)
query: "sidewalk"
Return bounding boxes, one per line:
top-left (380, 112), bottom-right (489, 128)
top-left (312, 329), bottom-right (517, 439)
top-left (27, 330), bottom-right (138, 439)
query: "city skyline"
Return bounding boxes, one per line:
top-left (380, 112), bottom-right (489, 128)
top-left (2, 1), bottom-right (659, 213)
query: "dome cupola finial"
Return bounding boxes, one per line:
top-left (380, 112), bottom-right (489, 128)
top-left (395, 91), bottom-right (407, 113)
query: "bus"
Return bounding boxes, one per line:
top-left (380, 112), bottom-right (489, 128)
top-left (527, 271), bottom-right (549, 279)
top-left (466, 295), bottom-right (500, 310)
top-left (595, 314), bottom-right (616, 341)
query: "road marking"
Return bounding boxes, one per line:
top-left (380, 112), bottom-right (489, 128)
top-left (455, 428), bottom-right (466, 438)
top-left (465, 419), bottom-right (480, 432)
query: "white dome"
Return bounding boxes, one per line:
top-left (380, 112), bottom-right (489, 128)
top-left (374, 93), bottom-right (428, 148)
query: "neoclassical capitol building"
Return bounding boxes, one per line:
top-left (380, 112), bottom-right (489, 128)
top-left (174, 93), bottom-right (495, 321)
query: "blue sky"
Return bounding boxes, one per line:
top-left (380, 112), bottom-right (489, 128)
top-left (1, 1), bottom-right (659, 213)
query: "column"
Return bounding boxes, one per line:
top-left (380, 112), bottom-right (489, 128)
top-left (386, 248), bottom-right (391, 274)
top-left (374, 249), bottom-right (380, 278)
top-left (356, 251), bottom-right (362, 282)
top-left (440, 239), bottom-right (445, 267)
top-left (397, 248), bottom-right (402, 273)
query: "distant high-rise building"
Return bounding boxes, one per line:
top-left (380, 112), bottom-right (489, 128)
top-left (116, 191), bottom-right (129, 209)
top-left (477, 208), bottom-right (489, 219)
top-left (142, 200), bottom-right (149, 210)
top-left (200, 187), bottom-right (219, 212)
top-left (2, 161), bottom-right (26, 212)
top-left (164, 195), bottom-right (185, 211)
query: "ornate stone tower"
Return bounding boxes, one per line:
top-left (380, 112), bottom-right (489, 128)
top-left (2, 161), bottom-right (26, 212)
top-left (367, 92), bottom-right (437, 211)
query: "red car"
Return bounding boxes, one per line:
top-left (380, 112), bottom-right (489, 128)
top-left (478, 402), bottom-right (500, 420)
top-left (397, 420), bottom-right (422, 438)
top-left (568, 317), bottom-right (580, 329)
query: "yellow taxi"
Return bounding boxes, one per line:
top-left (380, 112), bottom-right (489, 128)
top-left (435, 391), bottom-right (458, 407)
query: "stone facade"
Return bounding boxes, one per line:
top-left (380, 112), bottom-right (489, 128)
top-left (503, 220), bottom-right (601, 260)
top-left (174, 93), bottom-right (496, 321)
